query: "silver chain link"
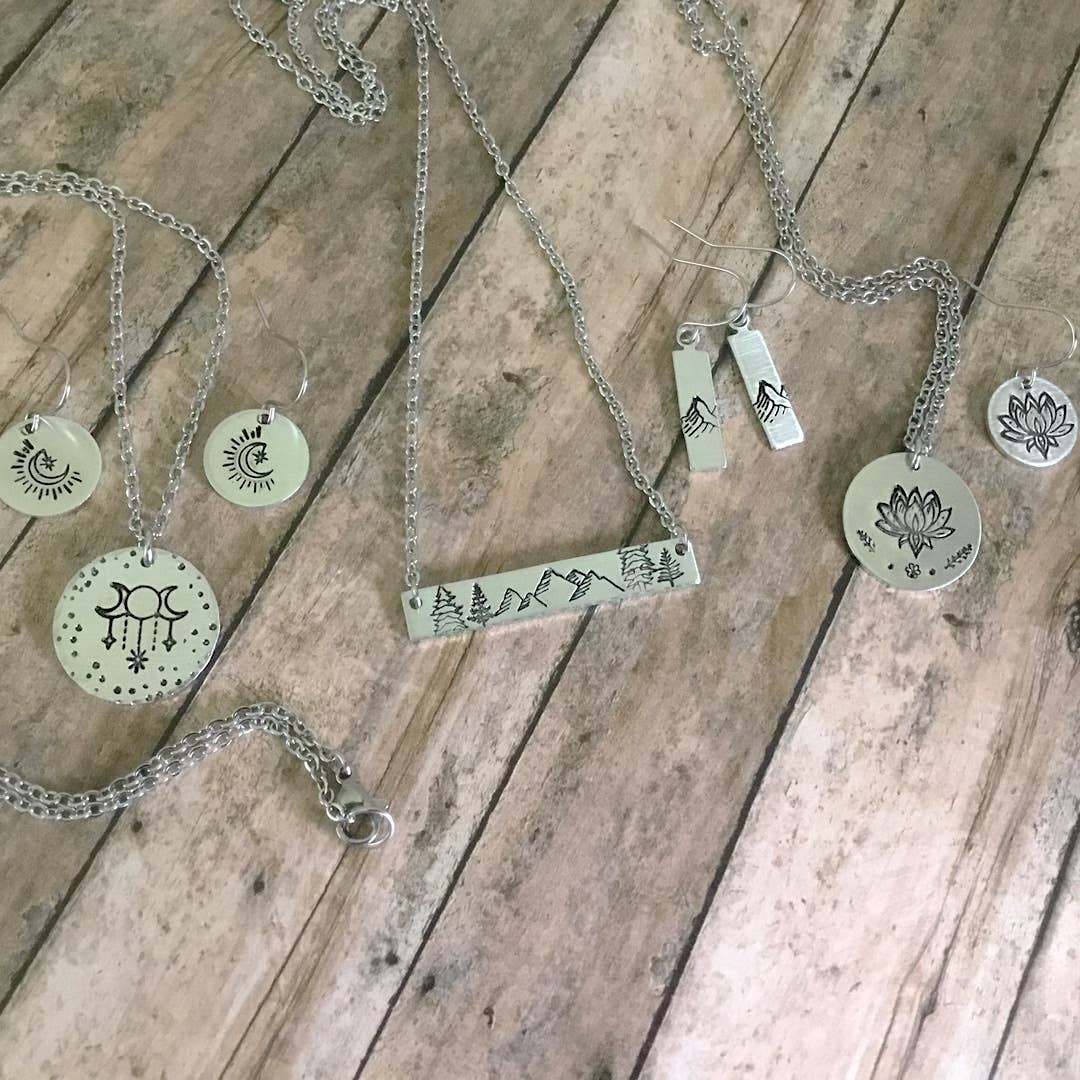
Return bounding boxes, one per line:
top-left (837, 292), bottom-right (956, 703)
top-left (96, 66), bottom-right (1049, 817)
top-left (0, 701), bottom-right (393, 845)
top-left (0, 169), bottom-right (391, 844)
top-left (674, 0), bottom-right (965, 458)
top-left (230, 0), bottom-right (689, 604)
top-left (0, 169), bottom-right (230, 559)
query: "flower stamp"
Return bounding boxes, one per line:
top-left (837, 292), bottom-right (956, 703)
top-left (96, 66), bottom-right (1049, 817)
top-left (874, 484), bottom-right (956, 557)
top-left (997, 390), bottom-right (1076, 460)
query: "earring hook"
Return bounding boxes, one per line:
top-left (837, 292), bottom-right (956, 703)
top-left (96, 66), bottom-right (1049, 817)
top-left (0, 302), bottom-right (73, 430)
top-left (637, 224), bottom-right (752, 345)
top-left (668, 220), bottom-right (798, 314)
top-left (961, 275), bottom-right (1077, 383)
top-left (254, 294), bottom-right (310, 423)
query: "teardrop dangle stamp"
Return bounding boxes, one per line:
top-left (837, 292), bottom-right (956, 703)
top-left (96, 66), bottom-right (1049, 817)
top-left (54, 548), bottom-right (220, 704)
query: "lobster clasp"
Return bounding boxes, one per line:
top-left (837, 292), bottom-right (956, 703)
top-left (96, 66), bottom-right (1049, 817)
top-left (333, 772), bottom-right (395, 848)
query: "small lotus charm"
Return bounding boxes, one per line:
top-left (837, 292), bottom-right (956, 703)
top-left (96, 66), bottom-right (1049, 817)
top-left (997, 390), bottom-right (1074, 458)
top-left (987, 376), bottom-right (1077, 468)
top-left (874, 484), bottom-right (956, 558)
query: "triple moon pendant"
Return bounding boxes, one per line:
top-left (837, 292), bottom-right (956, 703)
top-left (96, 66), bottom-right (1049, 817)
top-left (53, 549), bottom-right (220, 704)
top-left (0, 416), bottom-right (101, 516)
top-left (203, 409), bottom-right (310, 507)
top-left (843, 453), bottom-right (981, 592)
top-left (987, 376), bottom-right (1076, 468)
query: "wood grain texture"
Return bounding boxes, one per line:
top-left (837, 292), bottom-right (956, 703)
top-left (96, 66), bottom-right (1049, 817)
top-left (0, 0), bottom-right (71, 83)
top-left (0, 0), bottom-right (1077, 1078)
top-left (644, 44), bottom-right (1080, 1080)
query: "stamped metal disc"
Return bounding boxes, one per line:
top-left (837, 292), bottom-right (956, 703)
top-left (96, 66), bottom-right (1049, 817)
top-left (0, 415), bottom-right (102, 517)
top-left (987, 376), bottom-right (1076, 468)
top-left (203, 409), bottom-right (310, 507)
top-left (843, 453), bottom-right (981, 592)
top-left (53, 548), bottom-right (220, 704)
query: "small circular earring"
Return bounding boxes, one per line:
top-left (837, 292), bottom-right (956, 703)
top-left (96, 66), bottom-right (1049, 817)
top-left (0, 303), bottom-right (102, 517)
top-left (202, 296), bottom-right (311, 507)
top-left (970, 278), bottom-right (1078, 468)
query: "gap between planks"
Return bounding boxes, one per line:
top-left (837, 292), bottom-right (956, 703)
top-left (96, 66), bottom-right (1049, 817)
top-left (0, 0), bottom-right (77, 89)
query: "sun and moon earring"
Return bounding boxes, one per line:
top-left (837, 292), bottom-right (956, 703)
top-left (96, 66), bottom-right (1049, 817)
top-left (202, 296), bottom-right (311, 507)
top-left (971, 279), bottom-right (1077, 468)
top-left (667, 222), bottom-right (802, 471)
top-left (0, 303), bottom-right (102, 517)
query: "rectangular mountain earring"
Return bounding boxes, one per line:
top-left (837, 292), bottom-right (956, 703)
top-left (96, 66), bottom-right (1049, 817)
top-left (965, 278), bottom-right (1078, 468)
top-left (203, 296), bottom-right (311, 506)
top-left (672, 328), bottom-right (726, 471)
top-left (674, 2), bottom-right (981, 592)
top-left (669, 222), bottom-right (804, 452)
top-left (669, 258), bottom-right (748, 472)
top-left (0, 304), bottom-right (102, 516)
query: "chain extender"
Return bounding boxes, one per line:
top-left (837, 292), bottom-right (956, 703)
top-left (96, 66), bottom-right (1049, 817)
top-left (0, 702), bottom-right (393, 846)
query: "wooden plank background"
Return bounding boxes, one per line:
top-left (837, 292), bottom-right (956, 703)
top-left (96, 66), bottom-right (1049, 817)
top-left (0, 1), bottom-right (1077, 1077)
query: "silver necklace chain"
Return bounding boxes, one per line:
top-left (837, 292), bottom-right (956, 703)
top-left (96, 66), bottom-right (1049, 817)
top-left (0, 701), bottom-right (393, 845)
top-left (0, 170), bottom-right (389, 843)
top-left (0, 169), bottom-right (230, 558)
top-left (675, 0), bottom-right (965, 459)
top-left (230, 0), bottom-right (689, 602)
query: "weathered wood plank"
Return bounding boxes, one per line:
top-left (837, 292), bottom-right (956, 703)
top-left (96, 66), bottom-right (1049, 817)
top-left (349, 2), bottom-right (1080, 1078)
top-left (996, 836), bottom-right (1080, 1078)
top-left (0, 0), bottom-right (71, 83)
top-left (644, 59), bottom-right (1080, 1080)
top-left (0, 0), bottom-right (834, 1075)
top-left (0, 0), bottom-right (610, 1008)
top-left (0, 3), bottom-right (1072, 1080)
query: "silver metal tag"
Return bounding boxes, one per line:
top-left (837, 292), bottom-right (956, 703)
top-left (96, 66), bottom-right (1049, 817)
top-left (0, 415), bottom-right (102, 517)
top-left (203, 409), bottom-right (310, 506)
top-left (987, 375), bottom-right (1076, 468)
top-left (843, 453), bottom-right (981, 591)
top-left (672, 347), bottom-right (725, 471)
top-left (401, 539), bottom-right (701, 641)
top-left (54, 548), bottom-right (221, 703)
top-left (727, 325), bottom-right (803, 449)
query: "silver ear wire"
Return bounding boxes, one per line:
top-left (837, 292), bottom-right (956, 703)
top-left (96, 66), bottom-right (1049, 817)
top-left (253, 294), bottom-right (310, 423)
top-left (668, 220), bottom-right (798, 313)
top-left (961, 275), bottom-right (1077, 383)
top-left (637, 224), bottom-right (752, 343)
top-left (0, 301), bottom-right (74, 430)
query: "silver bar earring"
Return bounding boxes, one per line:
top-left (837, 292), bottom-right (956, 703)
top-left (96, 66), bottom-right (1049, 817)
top-left (670, 221), bottom-right (804, 451)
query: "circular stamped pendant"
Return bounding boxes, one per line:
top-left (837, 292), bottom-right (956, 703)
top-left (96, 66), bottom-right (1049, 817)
top-left (203, 409), bottom-right (310, 507)
top-left (53, 548), bottom-right (220, 704)
top-left (0, 416), bottom-right (101, 517)
top-left (843, 453), bottom-right (981, 592)
top-left (987, 376), bottom-right (1076, 467)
